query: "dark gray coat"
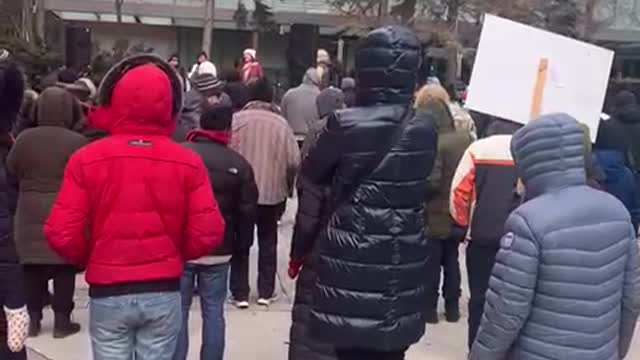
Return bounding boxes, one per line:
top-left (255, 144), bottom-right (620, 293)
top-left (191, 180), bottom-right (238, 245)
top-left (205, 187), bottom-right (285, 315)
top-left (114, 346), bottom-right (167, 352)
top-left (281, 69), bottom-right (321, 136)
top-left (470, 114), bottom-right (640, 360)
top-left (7, 88), bottom-right (88, 264)
top-left (288, 176), bottom-right (335, 360)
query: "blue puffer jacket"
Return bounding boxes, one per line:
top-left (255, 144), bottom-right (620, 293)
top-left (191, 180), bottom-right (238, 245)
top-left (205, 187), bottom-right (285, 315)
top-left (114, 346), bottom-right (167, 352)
top-left (302, 26), bottom-right (437, 351)
top-left (470, 114), bottom-right (640, 360)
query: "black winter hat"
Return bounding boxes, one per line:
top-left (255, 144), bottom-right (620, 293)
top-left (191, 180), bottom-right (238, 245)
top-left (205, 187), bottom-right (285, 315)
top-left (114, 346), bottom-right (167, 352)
top-left (0, 61), bottom-right (25, 130)
top-left (200, 103), bottom-right (233, 131)
top-left (614, 90), bottom-right (637, 109)
top-left (96, 54), bottom-right (183, 117)
top-left (224, 81), bottom-right (249, 111)
top-left (58, 68), bottom-right (79, 84)
top-left (595, 118), bottom-right (628, 151)
top-left (248, 77), bottom-right (273, 103)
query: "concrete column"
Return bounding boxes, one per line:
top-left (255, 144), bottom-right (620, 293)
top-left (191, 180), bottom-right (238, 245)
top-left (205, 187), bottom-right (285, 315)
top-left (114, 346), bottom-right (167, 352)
top-left (35, 0), bottom-right (45, 41)
top-left (202, 0), bottom-right (215, 53)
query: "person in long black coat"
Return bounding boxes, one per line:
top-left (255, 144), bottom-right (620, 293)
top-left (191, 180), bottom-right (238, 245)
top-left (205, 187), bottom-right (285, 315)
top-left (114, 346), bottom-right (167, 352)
top-left (299, 26), bottom-right (438, 360)
top-left (607, 90), bottom-right (640, 172)
top-left (288, 88), bottom-right (345, 360)
top-left (0, 59), bottom-right (29, 360)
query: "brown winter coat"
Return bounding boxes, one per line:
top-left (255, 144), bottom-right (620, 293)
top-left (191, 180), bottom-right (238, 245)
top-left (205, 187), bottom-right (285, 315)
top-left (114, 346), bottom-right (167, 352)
top-left (422, 99), bottom-right (473, 240)
top-left (7, 88), bottom-right (88, 264)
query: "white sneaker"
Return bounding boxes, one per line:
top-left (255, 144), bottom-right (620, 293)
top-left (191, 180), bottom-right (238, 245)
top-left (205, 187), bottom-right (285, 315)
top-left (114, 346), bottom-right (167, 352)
top-left (234, 300), bottom-right (250, 309)
top-left (257, 295), bottom-right (279, 306)
top-left (228, 296), bottom-right (250, 309)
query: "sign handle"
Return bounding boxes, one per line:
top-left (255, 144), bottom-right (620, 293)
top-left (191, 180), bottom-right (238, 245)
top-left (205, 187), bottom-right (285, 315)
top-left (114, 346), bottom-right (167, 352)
top-left (530, 58), bottom-right (549, 120)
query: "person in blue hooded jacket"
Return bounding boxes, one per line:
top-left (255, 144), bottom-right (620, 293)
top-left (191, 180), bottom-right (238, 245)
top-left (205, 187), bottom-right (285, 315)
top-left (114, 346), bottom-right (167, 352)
top-left (594, 119), bottom-right (640, 230)
top-left (470, 113), bottom-right (640, 360)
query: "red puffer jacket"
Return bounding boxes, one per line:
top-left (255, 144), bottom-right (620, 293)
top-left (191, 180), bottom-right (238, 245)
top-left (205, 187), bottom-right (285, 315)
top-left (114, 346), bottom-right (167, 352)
top-left (44, 64), bottom-right (225, 286)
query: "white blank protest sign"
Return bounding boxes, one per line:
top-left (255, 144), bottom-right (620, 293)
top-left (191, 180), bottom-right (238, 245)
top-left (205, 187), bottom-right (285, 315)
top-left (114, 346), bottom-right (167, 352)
top-left (466, 14), bottom-right (614, 141)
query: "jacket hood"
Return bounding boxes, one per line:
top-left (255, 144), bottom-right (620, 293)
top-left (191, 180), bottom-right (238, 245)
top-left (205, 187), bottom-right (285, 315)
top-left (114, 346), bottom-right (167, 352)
top-left (511, 113), bottom-right (586, 199)
top-left (355, 26), bottom-right (420, 106)
top-left (420, 99), bottom-right (454, 134)
top-left (341, 77), bottom-right (355, 90)
top-left (302, 68), bottom-right (320, 87)
top-left (34, 87), bottom-right (83, 129)
top-left (90, 63), bottom-right (176, 135)
top-left (89, 55), bottom-right (183, 136)
top-left (613, 103), bottom-right (640, 125)
top-left (316, 87), bottom-right (345, 118)
top-left (595, 119), bottom-right (628, 152)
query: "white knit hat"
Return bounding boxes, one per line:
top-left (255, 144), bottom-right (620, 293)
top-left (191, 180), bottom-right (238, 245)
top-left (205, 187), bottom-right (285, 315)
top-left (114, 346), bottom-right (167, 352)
top-left (243, 48), bottom-right (257, 60)
top-left (317, 49), bottom-right (330, 65)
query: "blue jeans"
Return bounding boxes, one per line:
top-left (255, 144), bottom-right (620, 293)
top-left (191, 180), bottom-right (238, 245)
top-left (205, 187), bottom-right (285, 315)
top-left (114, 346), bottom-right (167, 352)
top-left (174, 263), bottom-right (229, 360)
top-left (90, 292), bottom-right (182, 360)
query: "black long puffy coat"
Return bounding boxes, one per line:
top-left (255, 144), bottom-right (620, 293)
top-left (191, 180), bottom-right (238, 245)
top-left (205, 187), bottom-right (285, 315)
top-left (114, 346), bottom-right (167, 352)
top-left (0, 135), bottom-right (24, 356)
top-left (288, 176), bottom-right (335, 360)
top-left (301, 26), bottom-right (438, 351)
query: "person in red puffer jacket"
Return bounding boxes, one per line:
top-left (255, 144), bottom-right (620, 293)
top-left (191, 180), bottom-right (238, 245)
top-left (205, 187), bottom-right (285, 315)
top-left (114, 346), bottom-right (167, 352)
top-left (44, 55), bottom-right (225, 360)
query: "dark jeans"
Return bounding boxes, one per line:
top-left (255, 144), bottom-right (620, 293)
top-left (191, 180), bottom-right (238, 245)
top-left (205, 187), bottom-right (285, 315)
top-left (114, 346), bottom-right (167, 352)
top-left (466, 242), bottom-right (499, 349)
top-left (0, 347), bottom-right (26, 360)
top-left (335, 348), bottom-right (407, 360)
top-left (174, 263), bottom-right (229, 360)
top-left (426, 238), bottom-right (461, 309)
top-left (230, 202), bottom-right (285, 300)
top-left (23, 264), bottom-right (76, 321)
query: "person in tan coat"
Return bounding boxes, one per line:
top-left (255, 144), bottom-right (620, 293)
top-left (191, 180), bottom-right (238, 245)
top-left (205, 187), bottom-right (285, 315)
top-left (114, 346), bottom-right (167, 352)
top-left (7, 87), bottom-right (88, 338)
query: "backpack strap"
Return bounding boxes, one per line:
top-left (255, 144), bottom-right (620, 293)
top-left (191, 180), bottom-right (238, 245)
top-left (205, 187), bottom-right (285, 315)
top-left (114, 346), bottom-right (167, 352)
top-left (333, 105), bottom-right (414, 209)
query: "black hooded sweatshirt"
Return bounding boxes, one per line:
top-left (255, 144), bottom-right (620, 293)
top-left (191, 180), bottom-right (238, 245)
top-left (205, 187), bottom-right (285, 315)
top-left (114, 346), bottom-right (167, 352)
top-left (610, 91), bottom-right (640, 171)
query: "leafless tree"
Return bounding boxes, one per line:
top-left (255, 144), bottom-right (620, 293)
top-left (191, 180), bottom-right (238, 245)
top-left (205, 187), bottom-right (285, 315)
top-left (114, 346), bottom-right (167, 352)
top-left (329, 0), bottom-right (604, 84)
top-left (115, 0), bottom-right (125, 23)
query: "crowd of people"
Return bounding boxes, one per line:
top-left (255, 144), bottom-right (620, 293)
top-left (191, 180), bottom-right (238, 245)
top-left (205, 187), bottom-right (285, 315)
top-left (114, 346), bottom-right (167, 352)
top-left (0, 24), bottom-right (638, 360)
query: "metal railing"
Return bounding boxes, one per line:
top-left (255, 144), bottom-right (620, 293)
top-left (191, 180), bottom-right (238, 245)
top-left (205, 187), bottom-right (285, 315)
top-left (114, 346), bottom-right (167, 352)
top-left (102, 0), bottom-right (332, 12)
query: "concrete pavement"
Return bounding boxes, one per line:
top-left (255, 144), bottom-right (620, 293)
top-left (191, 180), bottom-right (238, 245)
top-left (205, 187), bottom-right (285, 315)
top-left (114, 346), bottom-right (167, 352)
top-left (25, 200), bottom-right (640, 359)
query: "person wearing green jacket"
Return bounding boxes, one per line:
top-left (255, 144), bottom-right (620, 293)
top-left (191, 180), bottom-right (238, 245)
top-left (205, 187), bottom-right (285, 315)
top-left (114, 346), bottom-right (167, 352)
top-left (415, 84), bottom-right (474, 324)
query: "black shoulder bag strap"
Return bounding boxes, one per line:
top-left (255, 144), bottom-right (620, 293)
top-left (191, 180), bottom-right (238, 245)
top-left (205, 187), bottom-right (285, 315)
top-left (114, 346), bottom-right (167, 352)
top-left (333, 105), bottom-right (414, 210)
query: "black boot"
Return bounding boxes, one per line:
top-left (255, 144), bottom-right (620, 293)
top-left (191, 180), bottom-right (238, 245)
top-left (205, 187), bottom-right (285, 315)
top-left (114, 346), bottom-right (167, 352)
top-left (53, 313), bottom-right (81, 338)
top-left (445, 301), bottom-right (460, 323)
top-left (425, 309), bottom-right (439, 324)
top-left (28, 319), bottom-right (41, 337)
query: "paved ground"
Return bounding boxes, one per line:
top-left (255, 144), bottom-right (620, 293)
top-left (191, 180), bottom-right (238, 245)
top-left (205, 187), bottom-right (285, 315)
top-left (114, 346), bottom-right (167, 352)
top-left (26, 200), bottom-right (640, 359)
